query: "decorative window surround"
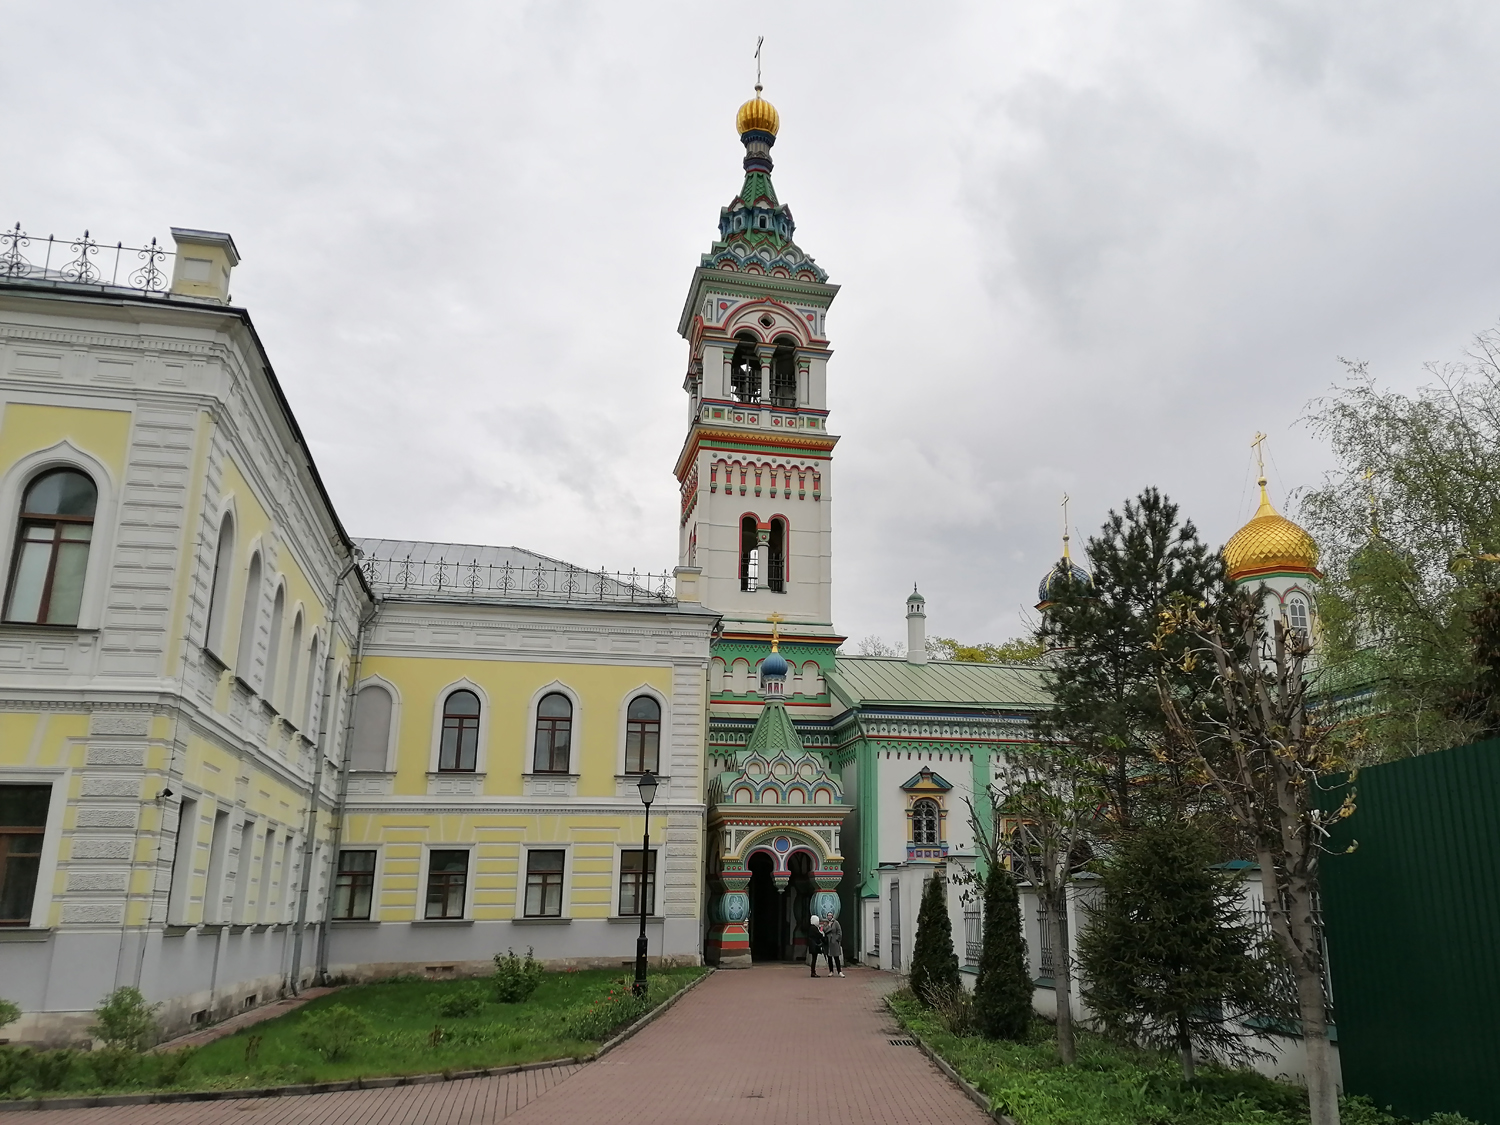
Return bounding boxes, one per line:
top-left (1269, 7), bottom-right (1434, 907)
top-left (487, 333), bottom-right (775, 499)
top-left (522, 773), bottom-right (578, 798)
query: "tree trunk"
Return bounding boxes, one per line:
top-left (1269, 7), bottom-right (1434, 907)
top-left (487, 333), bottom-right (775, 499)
top-left (1177, 1013), bottom-right (1195, 1082)
top-left (1052, 891), bottom-right (1076, 1064)
top-left (1293, 931), bottom-right (1339, 1125)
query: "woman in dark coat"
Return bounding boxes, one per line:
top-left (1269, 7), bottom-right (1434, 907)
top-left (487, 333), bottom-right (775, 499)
top-left (807, 913), bottom-right (824, 977)
top-left (823, 912), bottom-right (845, 977)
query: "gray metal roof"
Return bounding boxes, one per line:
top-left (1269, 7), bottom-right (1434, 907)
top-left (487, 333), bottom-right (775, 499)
top-left (828, 656), bottom-right (1050, 710)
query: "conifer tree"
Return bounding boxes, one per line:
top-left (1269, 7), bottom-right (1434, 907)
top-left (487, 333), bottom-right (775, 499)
top-left (972, 866), bottom-right (1033, 1040)
top-left (1077, 820), bottom-right (1288, 1082)
top-left (908, 870), bottom-right (961, 1006)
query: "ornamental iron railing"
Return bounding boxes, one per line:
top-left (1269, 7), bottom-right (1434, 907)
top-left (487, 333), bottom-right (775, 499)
top-left (1251, 898), bottom-right (1334, 1022)
top-left (963, 905), bottom-right (982, 966)
top-left (359, 552), bottom-right (675, 605)
top-left (1037, 900), bottom-right (1055, 979)
top-left (1, 224), bottom-right (175, 294)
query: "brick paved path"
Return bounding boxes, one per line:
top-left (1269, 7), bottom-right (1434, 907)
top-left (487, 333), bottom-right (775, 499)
top-left (33, 965), bottom-right (985, 1125)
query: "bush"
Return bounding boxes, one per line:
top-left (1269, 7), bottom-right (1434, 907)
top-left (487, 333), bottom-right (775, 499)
top-left (972, 867), bottom-right (1033, 1041)
top-left (0, 998), bottom-right (19, 1032)
top-left (29, 1049), bottom-right (76, 1092)
top-left (924, 981), bottom-right (977, 1037)
top-left (492, 948), bottom-right (543, 1004)
top-left (88, 1048), bottom-right (141, 1089)
top-left (909, 871), bottom-right (961, 1007)
top-left (151, 1046), bottom-right (197, 1087)
top-left (88, 987), bottom-right (159, 1052)
top-left (565, 982), bottom-right (649, 1041)
top-left (297, 1004), bottom-right (371, 1062)
top-left (434, 985), bottom-right (485, 1019)
top-left (0, 1047), bottom-right (29, 1094)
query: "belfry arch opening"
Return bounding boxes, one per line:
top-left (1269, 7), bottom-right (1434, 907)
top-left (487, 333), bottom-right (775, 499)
top-left (740, 516), bottom-right (759, 592)
top-left (746, 849), bottom-right (819, 962)
top-left (767, 517), bottom-right (786, 593)
top-left (730, 333), bottom-right (760, 403)
top-left (770, 335), bottom-right (797, 408)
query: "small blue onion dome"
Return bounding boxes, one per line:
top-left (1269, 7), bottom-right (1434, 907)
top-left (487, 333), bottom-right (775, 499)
top-left (1037, 557), bottom-right (1092, 608)
top-left (761, 650), bottom-right (790, 678)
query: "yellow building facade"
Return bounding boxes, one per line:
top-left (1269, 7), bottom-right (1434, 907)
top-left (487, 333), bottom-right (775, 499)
top-left (0, 230), bottom-right (714, 1044)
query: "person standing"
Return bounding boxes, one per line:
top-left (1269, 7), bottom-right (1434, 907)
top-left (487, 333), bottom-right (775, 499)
top-left (823, 911), bottom-right (844, 977)
top-left (807, 913), bottom-right (824, 977)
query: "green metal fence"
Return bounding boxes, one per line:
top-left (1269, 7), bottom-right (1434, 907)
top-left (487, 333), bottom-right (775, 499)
top-left (1321, 738), bottom-right (1500, 1124)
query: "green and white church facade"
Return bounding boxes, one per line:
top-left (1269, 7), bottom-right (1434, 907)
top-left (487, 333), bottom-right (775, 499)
top-left (675, 87), bottom-right (1052, 972)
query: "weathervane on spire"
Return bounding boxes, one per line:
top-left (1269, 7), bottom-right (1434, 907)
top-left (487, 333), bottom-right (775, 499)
top-left (1061, 493), bottom-right (1072, 560)
top-left (1251, 431), bottom-right (1268, 484)
top-left (767, 610), bottom-right (784, 652)
top-left (754, 35), bottom-right (764, 91)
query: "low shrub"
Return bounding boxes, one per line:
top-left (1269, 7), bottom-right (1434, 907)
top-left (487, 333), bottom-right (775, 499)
top-left (0, 1047), bottom-right (28, 1094)
top-left (29, 1049), bottom-right (76, 1092)
top-left (434, 985), bottom-right (486, 1019)
top-left (297, 1004), bottom-right (371, 1062)
top-left (88, 1048), bottom-right (140, 1089)
top-left (89, 987), bottom-right (159, 1052)
top-left (491, 948), bottom-right (543, 1004)
top-left (0, 999), bottom-right (19, 1032)
top-left (565, 981), bottom-right (650, 1041)
top-left (151, 1046), bottom-right (197, 1087)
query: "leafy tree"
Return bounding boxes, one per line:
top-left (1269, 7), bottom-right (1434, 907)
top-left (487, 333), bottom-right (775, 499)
top-left (973, 866), bottom-right (1034, 1040)
top-left (1303, 337), bottom-right (1500, 758)
top-left (89, 987), bottom-right (158, 1052)
top-left (1040, 488), bottom-right (1234, 827)
top-left (297, 1003), bottom-right (371, 1061)
top-left (0, 998), bottom-right (18, 1031)
top-left (852, 635), bottom-right (901, 656)
top-left (927, 636), bottom-right (1044, 663)
top-left (1156, 600), bottom-right (1355, 1125)
top-left (908, 870), bottom-right (961, 1006)
top-left (1078, 819), bottom-right (1289, 1081)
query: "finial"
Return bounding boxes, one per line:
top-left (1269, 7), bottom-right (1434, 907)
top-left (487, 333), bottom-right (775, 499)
top-left (1251, 431), bottom-right (1268, 487)
top-left (755, 35), bottom-right (764, 91)
top-left (767, 610), bottom-right (784, 652)
top-left (1061, 493), bottom-right (1072, 561)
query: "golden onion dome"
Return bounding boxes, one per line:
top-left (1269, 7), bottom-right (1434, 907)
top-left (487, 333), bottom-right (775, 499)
top-left (1224, 480), bottom-right (1320, 582)
top-left (736, 87), bottom-right (780, 137)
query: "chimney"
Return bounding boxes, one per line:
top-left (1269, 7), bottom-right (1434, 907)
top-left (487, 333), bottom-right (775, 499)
top-left (169, 228), bottom-right (240, 304)
top-left (905, 584), bottom-right (928, 664)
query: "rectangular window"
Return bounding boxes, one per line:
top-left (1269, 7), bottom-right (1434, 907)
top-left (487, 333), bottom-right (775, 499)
top-left (167, 797), bottom-right (199, 925)
top-left (203, 808), bottom-right (231, 924)
top-left (523, 850), bottom-right (565, 917)
top-left (618, 849), bottom-right (656, 917)
top-left (333, 850), bottom-right (376, 921)
top-left (256, 827), bottom-right (277, 924)
top-left (0, 784), bottom-right (50, 925)
top-left (425, 850), bottom-right (469, 919)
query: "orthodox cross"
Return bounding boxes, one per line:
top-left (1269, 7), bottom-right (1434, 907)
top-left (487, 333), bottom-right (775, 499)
top-left (1251, 431), bottom-right (1268, 481)
top-left (1061, 492), bottom-right (1071, 559)
top-left (767, 611), bottom-right (784, 651)
top-left (755, 36), bottom-right (764, 89)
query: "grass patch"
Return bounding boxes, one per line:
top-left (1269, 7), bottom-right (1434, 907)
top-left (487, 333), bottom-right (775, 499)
top-left (887, 991), bottom-right (1452, 1125)
top-left (0, 967), bottom-right (705, 1099)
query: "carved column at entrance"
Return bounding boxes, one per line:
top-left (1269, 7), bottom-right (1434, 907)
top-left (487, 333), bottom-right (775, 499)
top-left (813, 869), bottom-right (843, 920)
top-left (706, 867), bottom-right (751, 968)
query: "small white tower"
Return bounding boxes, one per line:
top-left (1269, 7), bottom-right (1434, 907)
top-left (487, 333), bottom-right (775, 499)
top-left (905, 585), bottom-right (928, 664)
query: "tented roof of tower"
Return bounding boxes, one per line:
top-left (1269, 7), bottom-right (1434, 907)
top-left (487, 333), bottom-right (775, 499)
top-left (828, 657), bottom-right (1049, 709)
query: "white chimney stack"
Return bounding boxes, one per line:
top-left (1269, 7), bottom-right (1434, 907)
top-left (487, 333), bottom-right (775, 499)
top-left (906, 585), bottom-right (928, 664)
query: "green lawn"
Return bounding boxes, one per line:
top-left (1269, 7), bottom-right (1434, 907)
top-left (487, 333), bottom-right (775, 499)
top-left (0, 967), bottom-right (705, 1098)
top-left (887, 992), bottom-right (1459, 1125)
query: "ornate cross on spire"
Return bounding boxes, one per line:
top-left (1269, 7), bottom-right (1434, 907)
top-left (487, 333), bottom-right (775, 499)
top-left (1251, 431), bottom-right (1268, 484)
top-left (1061, 492), bottom-right (1072, 560)
top-left (754, 35), bottom-right (764, 91)
top-left (767, 611), bottom-right (784, 651)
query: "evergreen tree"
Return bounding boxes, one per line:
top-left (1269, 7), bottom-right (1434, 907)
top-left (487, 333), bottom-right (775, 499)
top-left (1040, 488), bottom-right (1235, 827)
top-left (972, 866), bottom-right (1033, 1040)
top-left (1077, 820), bottom-right (1289, 1082)
top-left (908, 870), bottom-right (961, 1006)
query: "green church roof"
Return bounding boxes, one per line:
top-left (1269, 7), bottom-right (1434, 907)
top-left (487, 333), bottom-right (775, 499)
top-left (743, 698), bottom-right (806, 759)
top-left (828, 657), bottom-right (1050, 710)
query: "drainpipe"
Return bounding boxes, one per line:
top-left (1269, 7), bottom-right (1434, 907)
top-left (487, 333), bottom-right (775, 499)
top-left (315, 598), bottom-right (379, 984)
top-left (289, 554), bottom-right (360, 994)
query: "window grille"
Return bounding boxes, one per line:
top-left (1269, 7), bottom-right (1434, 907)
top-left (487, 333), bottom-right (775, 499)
top-left (964, 904), bottom-right (982, 966)
top-left (912, 799), bottom-right (940, 845)
top-left (1037, 900), bottom-right (1055, 979)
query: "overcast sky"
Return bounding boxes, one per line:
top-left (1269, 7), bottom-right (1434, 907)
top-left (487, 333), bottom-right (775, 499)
top-left (8, 2), bottom-right (1500, 646)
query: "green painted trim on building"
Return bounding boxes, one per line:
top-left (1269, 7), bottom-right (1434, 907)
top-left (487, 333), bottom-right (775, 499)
top-left (971, 743), bottom-right (993, 880)
top-left (858, 734), bottom-right (880, 899)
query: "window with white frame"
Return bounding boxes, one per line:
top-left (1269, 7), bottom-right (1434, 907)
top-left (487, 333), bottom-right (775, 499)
top-left (625, 696), bottom-right (661, 775)
top-left (1286, 595), bottom-right (1311, 639)
top-left (439, 690), bottom-right (480, 772)
top-left (351, 684), bottom-right (394, 771)
top-left (524, 850), bottom-right (565, 917)
top-left (333, 849), bottom-right (376, 920)
top-left (533, 693), bottom-right (572, 773)
top-left (0, 784), bottom-right (50, 924)
top-left (425, 850), bottom-right (469, 919)
top-left (619, 849), bottom-right (656, 916)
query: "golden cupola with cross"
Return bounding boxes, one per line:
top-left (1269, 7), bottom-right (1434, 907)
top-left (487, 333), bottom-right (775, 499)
top-left (1224, 436), bottom-right (1320, 584)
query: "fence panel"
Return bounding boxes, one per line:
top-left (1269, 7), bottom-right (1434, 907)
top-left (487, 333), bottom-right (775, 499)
top-left (1320, 738), bottom-right (1500, 1125)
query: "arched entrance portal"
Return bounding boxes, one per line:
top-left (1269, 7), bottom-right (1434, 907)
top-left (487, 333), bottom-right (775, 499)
top-left (747, 849), bottom-right (820, 962)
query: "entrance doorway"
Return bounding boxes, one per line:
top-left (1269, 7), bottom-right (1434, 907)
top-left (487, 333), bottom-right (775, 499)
top-left (747, 850), bottom-right (819, 962)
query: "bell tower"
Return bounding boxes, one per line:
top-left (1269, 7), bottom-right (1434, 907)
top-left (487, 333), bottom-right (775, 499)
top-left (674, 84), bottom-right (843, 709)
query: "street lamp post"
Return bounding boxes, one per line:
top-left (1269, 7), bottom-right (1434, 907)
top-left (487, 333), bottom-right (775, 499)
top-left (633, 770), bottom-right (658, 998)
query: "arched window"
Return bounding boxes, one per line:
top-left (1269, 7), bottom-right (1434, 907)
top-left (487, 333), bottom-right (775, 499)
top-left (264, 585), bottom-right (286, 706)
top-left (770, 336), bottom-right (797, 408)
top-left (302, 634), bottom-right (320, 732)
top-left (350, 684), bottom-right (393, 772)
top-left (204, 514), bottom-right (235, 654)
top-left (1286, 595), bottom-right (1311, 639)
top-left (235, 552), bottom-right (262, 679)
top-left (284, 611), bottom-right (304, 721)
top-left (439, 689), bottom-right (480, 772)
top-left (767, 518), bottom-right (786, 593)
top-left (625, 696), bottom-right (661, 775)
top-left (4, 469), bottom-right (97, 626)
top-left (739, 516), bottom-right (759, 592)
top-left (730, 333), bottom-right (761, 403)
top-left (912, 799), bottom-right (940, 846)
top-left (533, 693), bottom-right (572, 774)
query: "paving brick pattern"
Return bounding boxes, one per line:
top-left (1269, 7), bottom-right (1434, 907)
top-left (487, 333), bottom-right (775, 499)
top-left (506, 964), bottom-right (989, 1124)
top-left (32, 966), bottom-right (985, 1125)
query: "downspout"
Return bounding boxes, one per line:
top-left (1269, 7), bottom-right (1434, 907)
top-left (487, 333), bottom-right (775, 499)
top-left (289, 554), bottom-right (359, 994)
top-left (315, 598), bottom-right (379, 984)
